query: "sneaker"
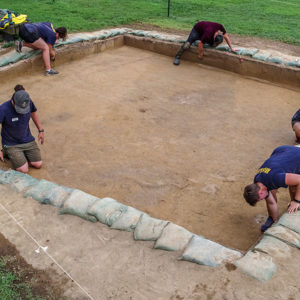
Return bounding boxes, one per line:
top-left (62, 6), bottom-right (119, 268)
top-left (173, 56), bottom-right (181, 66)
top-left (45, 69), bottom-right (59, 76)
top-left (15, 40), bottom-right (22, 53)
top-left (261, 216), bottom-right (274, 232)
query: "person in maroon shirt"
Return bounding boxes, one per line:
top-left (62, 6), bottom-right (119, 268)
top-left (174, 21), bottom-right (238, 65)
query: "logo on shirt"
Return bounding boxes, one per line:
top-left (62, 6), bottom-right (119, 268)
top-left (11, 117), bottom-right (19, 122)
top-left (258, 167), bottom-right (271, 174)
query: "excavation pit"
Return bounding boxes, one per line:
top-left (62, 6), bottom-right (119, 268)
top-left (1, 33), bottom-right (299, 251)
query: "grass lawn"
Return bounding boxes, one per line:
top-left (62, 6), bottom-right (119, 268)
top-left (2, 0), bottom-right (300, 44)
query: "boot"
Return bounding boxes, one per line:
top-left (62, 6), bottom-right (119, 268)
top-left (173, 42), bottom-right (190, 65)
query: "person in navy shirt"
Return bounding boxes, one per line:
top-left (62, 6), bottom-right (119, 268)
top-left (244, 145), bottom-right (300, 232)
top-left (17, 22), bottom-right (67, 76)
top-left (174, 21), bottom-right (238, 65)
top-left (291, 109), bottom-right (300, 144)
top-left (0, 85), bottom-right (44, 173)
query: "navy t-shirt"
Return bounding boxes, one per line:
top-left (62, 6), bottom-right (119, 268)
top-left (254, 145), bottom-right (300, 191)
top-left (0, 100), bottom-right (37, 146)
top-left (194, 21), bottom-right (226, 45)
top-left (25, 22), bottom-right (56, 45)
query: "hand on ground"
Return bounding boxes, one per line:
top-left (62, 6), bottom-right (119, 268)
top-left (288, 201), bottom-right (299, 213)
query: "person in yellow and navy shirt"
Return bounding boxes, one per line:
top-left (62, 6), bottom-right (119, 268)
top-left (17, 22), bottom-right (67, 76)
top-left (243, 145), bottom-right (300, 232)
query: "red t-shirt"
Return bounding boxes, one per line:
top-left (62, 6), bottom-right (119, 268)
top-left (194, 21), bottom-right (226, 44)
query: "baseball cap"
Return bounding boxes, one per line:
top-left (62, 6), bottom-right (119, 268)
top-left (13, 90), bottom-right (30, 114)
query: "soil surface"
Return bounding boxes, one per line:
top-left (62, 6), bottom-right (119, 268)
top-left (0, 27), bottom-right (299, 299)
top-left (1, 184), bottom-right (300, 300)
top-left (0, 232), bottom-right (66, 299)
top-left (1, 45), bottom-right (299, 251)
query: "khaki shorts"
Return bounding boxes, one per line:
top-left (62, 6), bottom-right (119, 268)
top-left (4, 140), bottom-right (41, 169)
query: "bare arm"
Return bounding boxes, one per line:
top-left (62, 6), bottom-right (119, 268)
top-left (286, 173), bottom-right (300, 213)
top-left (31, 111), bottom-right (44, 144)
top-left (266, 191), bottom-right (279, 222)
top-left (48, 43), bottom-right (55, 59)
top-left (223, 33), bottom-right (239, 52)
top-left (198, 41), bottom-right (204, 58)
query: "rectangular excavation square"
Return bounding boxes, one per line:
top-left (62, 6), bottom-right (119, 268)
top-left (1, 44), bottom-right (299, 250)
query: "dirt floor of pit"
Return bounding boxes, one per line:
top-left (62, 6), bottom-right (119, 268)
top-left (1, 184), bottom-right (300, 300)
top-left (1, 45), bottom-right (300, 251)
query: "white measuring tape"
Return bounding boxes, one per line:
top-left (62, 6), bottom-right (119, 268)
top-left (0, 203), bottom-right (95, 300)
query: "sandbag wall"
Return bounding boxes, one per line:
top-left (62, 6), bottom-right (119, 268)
top-left (0, 28), bottom-right (299, 88)
top-left (2, 169), bottom-right (300, 281)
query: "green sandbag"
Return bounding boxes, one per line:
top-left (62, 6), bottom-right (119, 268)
top-left (110, 206), bottom-right (144, 231)
top-left (130, 30), bottom-right (147, 37)
top-left (58, 36), bottom-right (85, 45)
top-left (154, 222), bottom-right (193, 252)
top-left (235, 48), bottom-right (259, 56)
top-left (266, 57), bottom-right (283, 64)
top-left (265, 225), bottom-right (300, 249)
top-left (0, 169), bottom-right (38, 192)
top-left (215, 45), bottom-right (230, 51)
top-left (24, 179), bottom-right (73, 208)
top-left (133, 214), bottom-right (168, 241)
top-left (180, 235), bottom-right (242, 267)
top-left (285, 60), bottom-right (300, 68)
top-left (234, 251), bottom-right (276, 281)
top-left (0, 51), bottom-right (24, 67)
top-left (254, 236), bottom-right (291, 258)
top-left (0, 49), bottom-right (40, 67)
top-left (252, 51), bottom-right (271, 61)
top-left (87, 197), bottom-right (127, 226)
top-left (59, 189), bottom-right (98, 222)
top-left (277, 211), bottom-right (300, 233)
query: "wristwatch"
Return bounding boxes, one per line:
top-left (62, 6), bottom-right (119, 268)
top-left (39, 129), bottom-right (44, 133)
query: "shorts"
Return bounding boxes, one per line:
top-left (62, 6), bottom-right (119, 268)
top-left (19, 24), bottom-right (40, 43)
top-left (3, 140), bottom-right (41, 169)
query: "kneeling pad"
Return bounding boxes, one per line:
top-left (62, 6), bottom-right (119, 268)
top-left (87, 197), bottom-right (127, 226)
top-left (59, 189), bottom-right (98, 222)
top-left (24, 179), bottom-right (73, 208)
top-left (134, 214), bottom-right (168, 241)
top-left (180, 235), bottom-right (242, 267)
top-left (154, 223), bottom-right (193, 252)
top-left (110, 206), bottom-right (143, 231)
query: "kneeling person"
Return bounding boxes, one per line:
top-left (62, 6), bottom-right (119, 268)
top-left (244, 145), bottom-right (300, 232)
top-left (0, 85), bottom-right (44, 173)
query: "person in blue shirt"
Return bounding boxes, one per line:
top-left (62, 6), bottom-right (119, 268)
top-left (17, 22), bottom-right (67, 76)
top-left (291, 109), bottom-right (300, 144)
top-left (243, 145), bottom-right (300, 232)
top-left (0, 85), bottom-right (44, 173)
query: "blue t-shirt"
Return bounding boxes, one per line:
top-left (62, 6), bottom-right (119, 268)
top-left (0, 100), bottom-right (37, 146)
top-left (254, 145), bottom-right (300, 191)
top-left (26, 22), bottom-right (56, 45)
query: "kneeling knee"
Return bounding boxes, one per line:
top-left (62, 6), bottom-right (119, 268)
top-left (31, 161), bottom-right (42, 169)
top-left (16, 163), bottom-right (29, 173)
